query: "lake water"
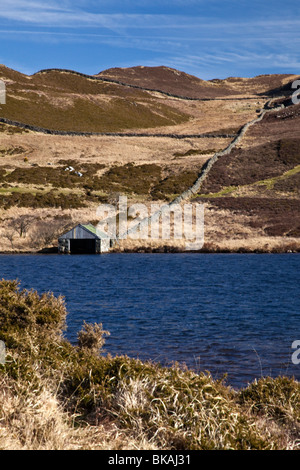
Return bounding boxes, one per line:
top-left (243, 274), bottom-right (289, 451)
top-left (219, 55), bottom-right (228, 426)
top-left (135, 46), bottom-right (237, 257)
top-left (0, 253), bottom-right (299, 388)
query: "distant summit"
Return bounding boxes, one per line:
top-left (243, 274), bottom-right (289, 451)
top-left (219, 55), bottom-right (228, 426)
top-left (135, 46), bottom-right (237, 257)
top-left (97, 65), bottom-right (298, 99)
top-left (97, 65), bottom-right (234, 99)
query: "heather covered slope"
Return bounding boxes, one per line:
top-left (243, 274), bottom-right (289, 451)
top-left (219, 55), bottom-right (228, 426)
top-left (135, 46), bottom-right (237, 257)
top-left (0, 66), bottom-right (189, 133)
top-left (195, 102), bottom-right (300, 250)
top-left (98, 66), bottom-right (298, 99)
top-left (0, 65), bottom-right (297, 135)
top-left (98, 65), bottom-right (235, 99)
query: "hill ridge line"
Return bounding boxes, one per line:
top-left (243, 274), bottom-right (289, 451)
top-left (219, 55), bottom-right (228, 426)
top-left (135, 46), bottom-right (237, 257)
top-left (33, 68), bottom-right (270, 102)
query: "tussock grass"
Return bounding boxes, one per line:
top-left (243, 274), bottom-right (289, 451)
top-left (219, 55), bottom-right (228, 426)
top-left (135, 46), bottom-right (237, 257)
top-left (0, 279), bottom-right (299, 450)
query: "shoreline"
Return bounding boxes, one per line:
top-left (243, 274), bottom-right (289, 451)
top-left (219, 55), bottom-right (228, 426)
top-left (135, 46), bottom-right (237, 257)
top-left (1, 275), bottom-right (299, 450)
top-left (0, 247), bottom-right (299, 255)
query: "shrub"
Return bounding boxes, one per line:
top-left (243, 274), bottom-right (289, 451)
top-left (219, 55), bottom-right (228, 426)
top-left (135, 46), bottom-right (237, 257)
top-left (239, 376), bottom-right (300, 425)
top-left (0, 123), bottom-right (29, 134)
top-left (0, 191), bottom-right (86, 209)
top-left (92, 163), bottom-right (162, 195)
top-left (77, 321), bottom-right (110, 355)
top-left (0, 279), bottom-right (67, 341)
top-left (151, 170), bottom-right (199, 200)
top-left (173, 148), bottom-right (219, 158)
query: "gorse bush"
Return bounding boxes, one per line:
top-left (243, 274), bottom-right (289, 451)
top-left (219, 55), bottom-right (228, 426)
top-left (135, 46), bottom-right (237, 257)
top-left (0, 279), bottom-right (66, 337)
top-left (0, 279), bottom-right (299, 450)
top-left (0, 123), bottom-right (29, 134)
top-left (239, 376), bottom-right (300, 425)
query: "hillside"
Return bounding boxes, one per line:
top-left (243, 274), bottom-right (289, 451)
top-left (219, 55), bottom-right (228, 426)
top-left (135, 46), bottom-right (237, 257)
top-left (0, 65), bottom-right (299, 253)
top-left (98, 65), bottom-right (235, 99)
top-left (0, 66), bottom-right (191, 133)
top-left (98, 66), bottom-right (297, 99)
top-left (195, 102), bottom-right (300, 247)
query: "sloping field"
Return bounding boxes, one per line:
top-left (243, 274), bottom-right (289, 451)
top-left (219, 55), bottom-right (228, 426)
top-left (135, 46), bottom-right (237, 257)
top-left (98, 66), bottom-right (298, 99)
top-left (0, 66), bottom-right (190, 133)
top-left (98, 65), bottom-right (235, 99)
top-left (195, 102), bottom-right (300, 249)
top-left (220, 74), bottom-right (299, 96)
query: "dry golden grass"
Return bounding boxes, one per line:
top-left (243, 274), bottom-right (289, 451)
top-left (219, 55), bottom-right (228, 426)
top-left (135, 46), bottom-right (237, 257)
top-left (0, 374), bottom-right (158, 450)
top-left (1, 371), bottom-right (299, 450)
top-left (0, 375), bottom-right (74, 450)
top-left (0, 279), bottom-right (299, 451)
top-left (0, 372), bottom-right (297, 451)
top-left (0, 131), bottom-right (232, 168)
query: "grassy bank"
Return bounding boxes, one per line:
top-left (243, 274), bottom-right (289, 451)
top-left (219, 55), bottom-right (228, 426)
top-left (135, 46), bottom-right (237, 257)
top-left (0, 279), bottom-right (299, 450)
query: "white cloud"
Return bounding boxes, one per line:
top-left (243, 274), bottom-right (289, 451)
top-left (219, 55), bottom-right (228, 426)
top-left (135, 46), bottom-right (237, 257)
top-left (0, 1), bottom-right (299, 32)
top-left (0, 0), bottom-right (299, 78)
top-left (139, 49), bottom-right (300, 79)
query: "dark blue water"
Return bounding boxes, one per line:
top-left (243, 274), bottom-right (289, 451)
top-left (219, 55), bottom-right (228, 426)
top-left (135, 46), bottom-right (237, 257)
top-left (0, 253), bottom-right (299, 388)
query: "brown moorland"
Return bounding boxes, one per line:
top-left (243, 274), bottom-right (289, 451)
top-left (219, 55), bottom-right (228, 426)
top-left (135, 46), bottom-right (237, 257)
top-left (0, 65), bottom-right (299, 252)
top-left (98, 65), bottom-right (298, 99)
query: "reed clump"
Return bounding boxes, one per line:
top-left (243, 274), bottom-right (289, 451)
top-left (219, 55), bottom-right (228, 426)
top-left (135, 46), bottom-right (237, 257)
top-left (0, 279), bottom-right (299, 450)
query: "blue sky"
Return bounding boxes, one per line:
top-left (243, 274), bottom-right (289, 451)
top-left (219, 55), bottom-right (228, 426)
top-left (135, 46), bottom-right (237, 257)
top-left (0, 0), bottom-right (300, 79)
